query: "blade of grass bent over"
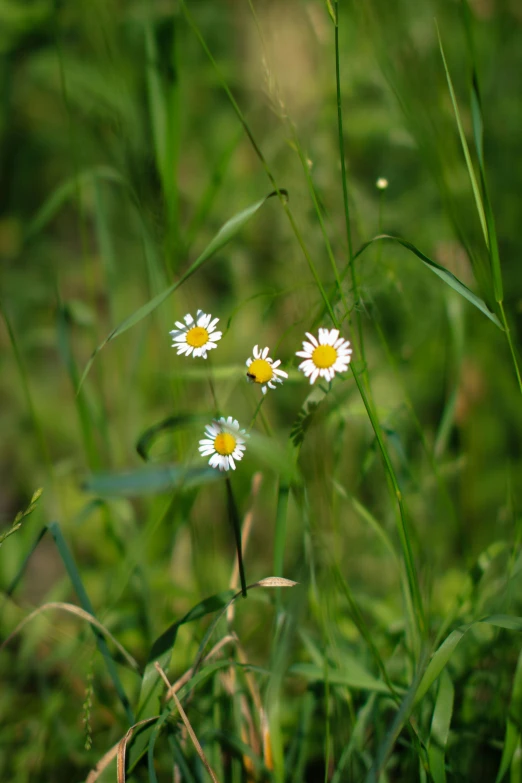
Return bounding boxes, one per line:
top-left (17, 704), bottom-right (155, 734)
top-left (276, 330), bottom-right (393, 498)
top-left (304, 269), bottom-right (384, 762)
top-left (79, 191), bottom-right (286, 390)
top-left (348, 234), bottom-right (502, 329)
top-left (415, 614), bottom-right (522, 706)
top-left (48, 522), bottom-right (135, 723)
top-left (129, 579), bottom-right (296, 772)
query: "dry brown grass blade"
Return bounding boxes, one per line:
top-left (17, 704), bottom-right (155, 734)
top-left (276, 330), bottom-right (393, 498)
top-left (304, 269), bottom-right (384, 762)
top-left (165, 633), bottom-right (237, 699)
top-left (85, 742), bottom-right (119, 783)
top-left (261, 708), bottom-right (273, 771)
top-left (116, 718), bottom-right (157, 783)
top-left (154, 662), bottom-right (221, 783)
top-left (86, 715), bottom-right (157, 783)
top-left (0, 601), bottom-right (139, 670)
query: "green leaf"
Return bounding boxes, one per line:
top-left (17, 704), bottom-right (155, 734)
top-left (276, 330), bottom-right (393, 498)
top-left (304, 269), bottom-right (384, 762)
top-left (83, 463), bottom-right (221, 497)
top-left (26, 165), bottom-right (125, 240)
top-left (351, 235), bottom-right (502, 329)
top-left (289, 661), bottom-right (392, 694)
top-left (366, 654), bottom-right (428, 783)
top-left (436, 25), bottom-right (488, 250)
top-left (136, 413), bottom-right (207, 462)
top-left (416, 615), bottom-right (522, 705)
top-left (78, 190), bottom-right (286, 390)
top-left (428, 670), bottom-right (454, 783)
top-left (496, 646), bottom-right (522, 782)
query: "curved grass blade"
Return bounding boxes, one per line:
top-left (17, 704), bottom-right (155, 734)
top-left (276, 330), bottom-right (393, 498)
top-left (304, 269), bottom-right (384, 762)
top-left (25, 165), bottom-right (125, 241)
top-left (428, 670), bottom-right (454, 783)
top-left (136, 413), bottom-right (208, 461)
top-left (350, 235), bottom-right (502, 329)
top-left (48, 522), bottom-right (135, 723)
top-left (0, 601), bottom-right (139, 672)
top-left (133, 578), bottom-right (296, 775)
top-left (78, 190), bottom-right (286, 390)
top-left (416, 615), bottom-right (522, 705)
top-left (127, 590), bottom-right (236, 772)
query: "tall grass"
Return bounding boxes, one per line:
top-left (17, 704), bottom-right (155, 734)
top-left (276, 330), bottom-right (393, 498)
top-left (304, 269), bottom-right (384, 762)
top-left (1, 1), bottom-right (522, 781)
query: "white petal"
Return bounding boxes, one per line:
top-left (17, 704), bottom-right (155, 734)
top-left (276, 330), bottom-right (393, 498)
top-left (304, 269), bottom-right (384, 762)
top-left (305, 332), bottom-right (318, 346)
top-left (228, 455), bottom-right (236, 470)
top-left (296, 350), bottom-right (312, 359)
top-left (262, 347), bottom-right (269, 359)
top-left (310, 368), bottom-right (319, 384)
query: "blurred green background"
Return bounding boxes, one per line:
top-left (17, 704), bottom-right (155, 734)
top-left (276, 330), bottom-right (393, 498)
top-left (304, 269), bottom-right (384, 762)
top-left (1, 0), bottom-right (522, 781)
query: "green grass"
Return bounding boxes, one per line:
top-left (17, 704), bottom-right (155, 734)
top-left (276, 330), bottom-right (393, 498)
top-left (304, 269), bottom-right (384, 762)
top-left (1, 1), bottom-right (522, 781)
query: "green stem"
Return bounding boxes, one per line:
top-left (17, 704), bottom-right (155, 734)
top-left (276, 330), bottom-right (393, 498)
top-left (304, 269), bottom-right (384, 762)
top-left (499, 300), bottom-right (522, 396)
top-left (351, 366), bottom-right (426, 640)
top-left (225, 478), bottom-right (247, 597)
top-left (334, 1), bottom-right (365, 369)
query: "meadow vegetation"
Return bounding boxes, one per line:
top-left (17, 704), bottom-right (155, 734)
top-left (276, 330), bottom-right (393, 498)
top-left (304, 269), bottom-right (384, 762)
top-left (1, 0), bottom-right (522, 781)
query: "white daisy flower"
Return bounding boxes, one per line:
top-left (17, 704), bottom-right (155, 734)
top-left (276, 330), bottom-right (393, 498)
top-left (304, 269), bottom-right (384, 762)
top-left (296, 328), bottom-right (352, 384)
top-left (198, 416), bottom-right (248, 472)
top-left (170, 310), bottom-right (222, 358)
top-left (246, 345), bottom-right (288, 394)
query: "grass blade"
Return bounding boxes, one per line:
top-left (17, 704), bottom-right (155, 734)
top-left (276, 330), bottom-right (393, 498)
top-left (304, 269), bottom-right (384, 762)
top-left (436, 24), bottom-right (488, 249)
top-left (25, 165), bottom-right (125, 241)
top-left (127, 590), bottom-right (236, 772)
top-left (428, 670), bottom-right (454, 783)
top-left (48, 522), bottom-right (135, 724)
top-left (79, 191), bottom-right (286, 389)
top-left (365, 650), bottom-right (429, 782)
top-left (417, 614), bottom-right (522, 705)
top-left (495, 645), bottom-right (522, 782)
top-left (289, 662), bottom-right (393, 694)
top-left (350, 234), bottom-right (502, 329)
top-left (83, 463), bottom-right (221, 497)
top-left (136, 414), bottom-right (208, 461)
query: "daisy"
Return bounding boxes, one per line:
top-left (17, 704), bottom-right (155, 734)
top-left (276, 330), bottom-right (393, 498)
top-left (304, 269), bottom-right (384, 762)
top-left (199, 416), bottom-right (248, 472)
top-left (296, 328), bottom-right (352, 384)
top-left (170, 310), bottom-right (222, 358)
top-left (246, 345), bottom-right (288, 394)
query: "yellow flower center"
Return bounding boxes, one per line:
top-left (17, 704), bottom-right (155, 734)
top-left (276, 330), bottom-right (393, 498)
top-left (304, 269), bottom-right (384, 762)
top-left (214, 432), bottom-right (237, 456)
top-left (312, 344), bottom-right (337, 369)
top-left (186, 326), bottom-right (209, 348)
top-left (247, 358), bottom-right (273, 385)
